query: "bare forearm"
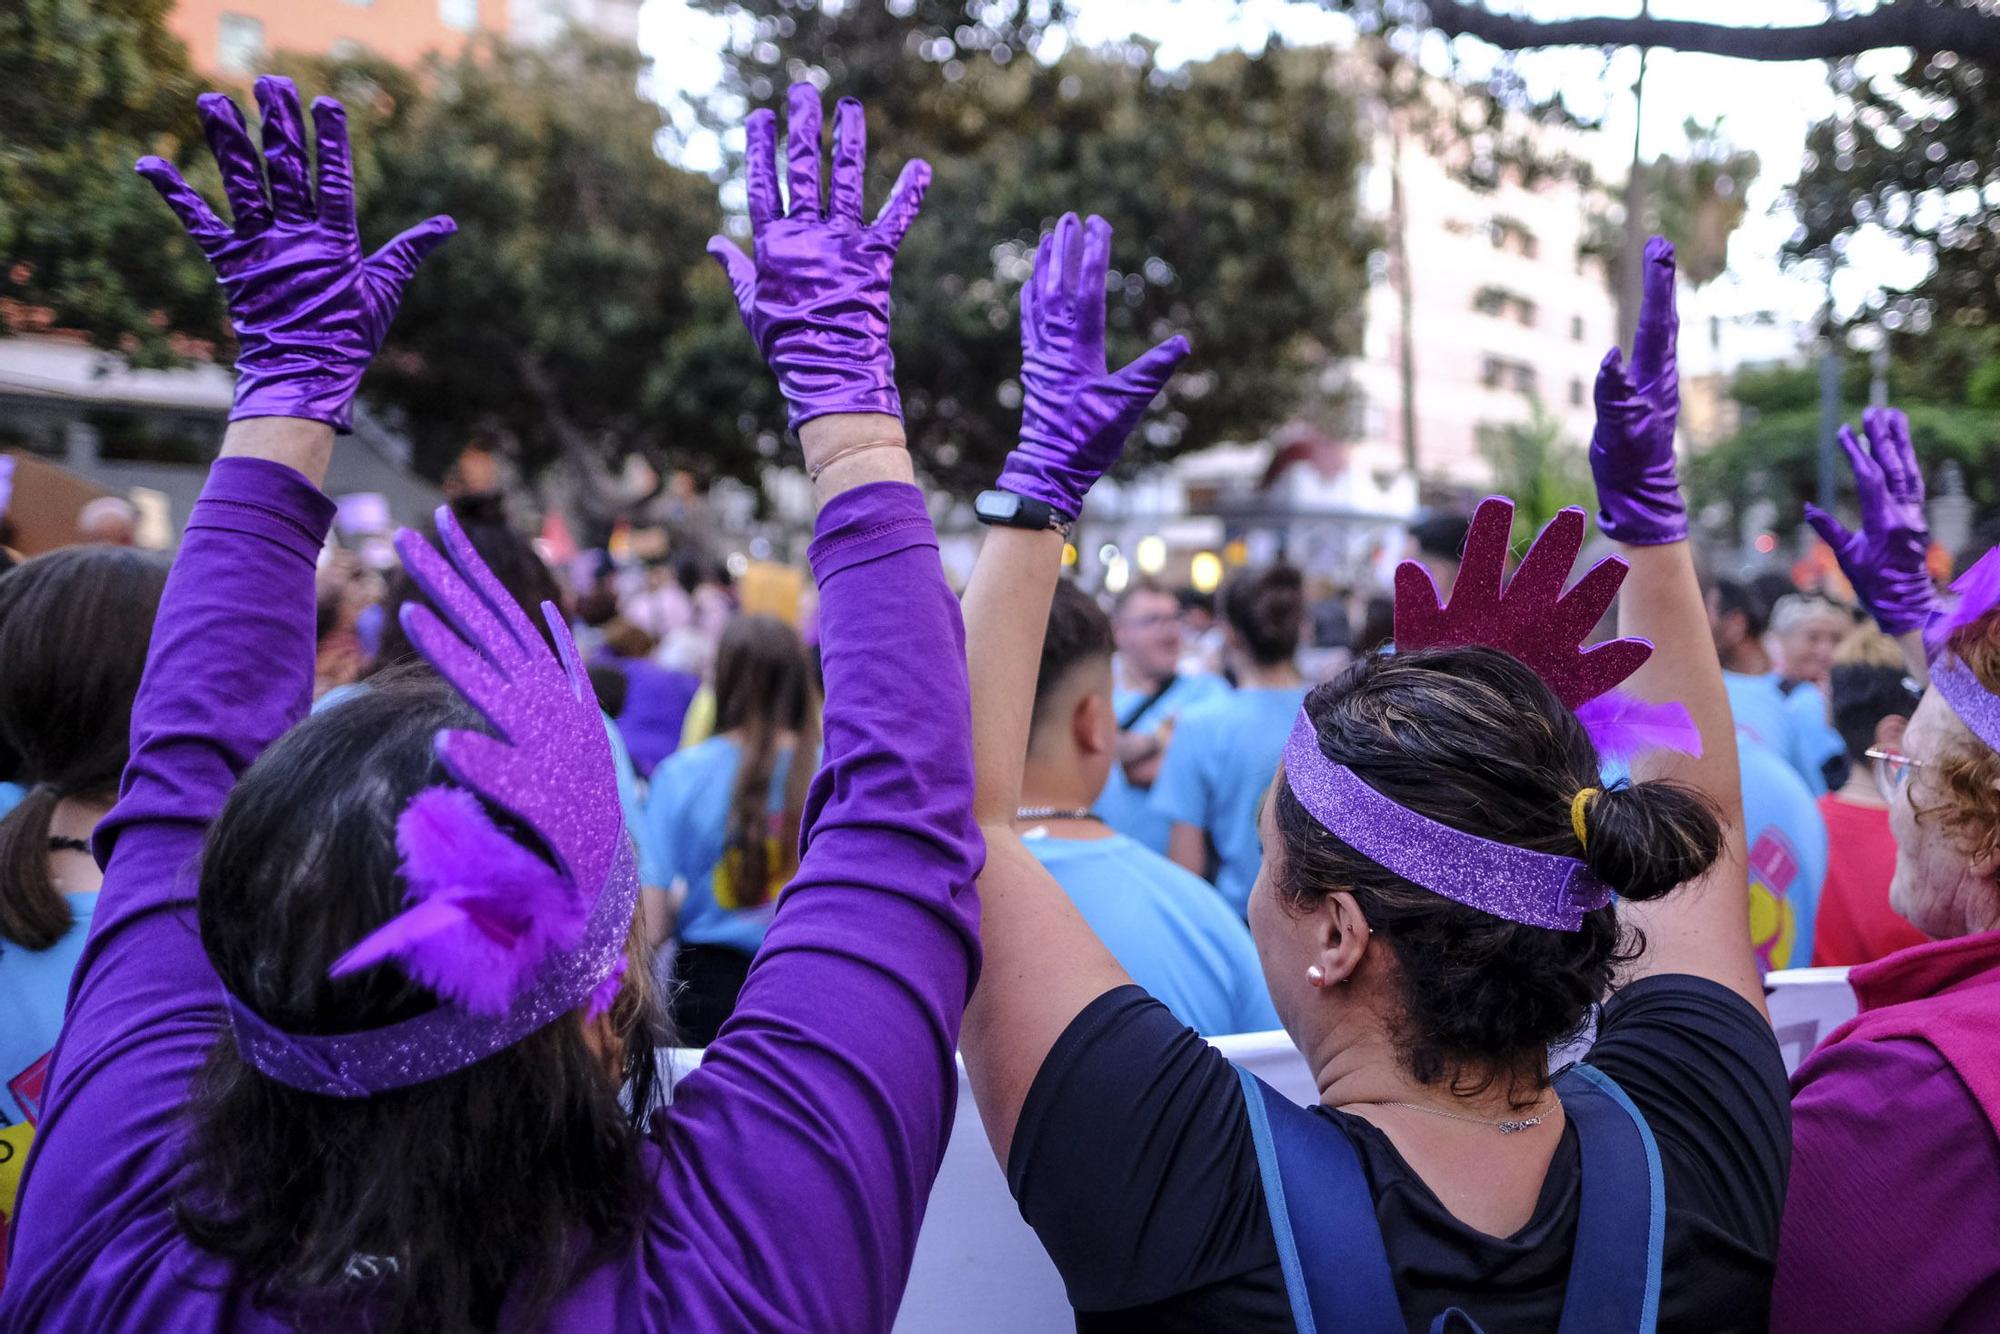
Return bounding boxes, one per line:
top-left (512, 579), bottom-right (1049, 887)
top-left (1616, 539), bottom-right (1762, 1010)
top-left (220, 417), bottom-right (336, 490)
top-left (1897, 629), bottom-right (1931, 688)
top-left (964, 526), bottom-right (1064, 825)
top-left (801, 413), bottom-right (915, 506)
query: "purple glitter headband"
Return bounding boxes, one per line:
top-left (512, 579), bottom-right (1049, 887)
top-left (1282, 714), bottom-right (1613, 931)
top-left (224, 507), bottom-right (639, 1098)
top-left (1278, 496), bottom-right (1704, 931)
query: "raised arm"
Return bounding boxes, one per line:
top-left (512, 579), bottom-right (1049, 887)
top-left (959, 212), bottom-right (1189, 1161)
top-left (1589, 238), bottom-right (1761, 1009)
top-left (5, 78), bottom-right (447, 1279)
top-left (1805, 406), bottom-right (1937, 683)
top-left (651, 87), bottom-right (984, 1332)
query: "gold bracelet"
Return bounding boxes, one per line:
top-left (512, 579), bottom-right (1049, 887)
top-left (808, 438), bottom-right (907, 482)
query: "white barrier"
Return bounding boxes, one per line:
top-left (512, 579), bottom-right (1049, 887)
top-left (659, 969), bottom-right (1857, 1333)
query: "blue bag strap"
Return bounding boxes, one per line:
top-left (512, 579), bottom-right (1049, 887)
top-left (1236, 1065), bottom-right (1404, 1334)
top-left (1552, 1062), bottom-right (1665, 1334)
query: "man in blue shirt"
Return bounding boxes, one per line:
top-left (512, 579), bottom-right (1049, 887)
top-left (1707, 574), bottom-right (1826, 792)
top-left (1093, 580), bottom-right (1227, 853)
top-left (1019, 581), bottom-right (1278, 1036)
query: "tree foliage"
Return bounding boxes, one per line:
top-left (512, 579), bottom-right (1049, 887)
top-left (1689, 356), bottom-right (2000, 523)
top-left (276, 40), bottom-right (765, 513)
top-left (692, 2), bottom-right (1372, 488)
top-left (0, 0), bottom-right (222, 361)
top-left (1789, 46), bottom-right (2000, 339)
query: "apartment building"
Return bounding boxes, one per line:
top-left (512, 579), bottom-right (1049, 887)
top-left (168, 0), bottom-right (643, 74)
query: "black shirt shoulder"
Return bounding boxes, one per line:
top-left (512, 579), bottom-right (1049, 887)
top-left (1007, 976), bottom-right (1789, 1333)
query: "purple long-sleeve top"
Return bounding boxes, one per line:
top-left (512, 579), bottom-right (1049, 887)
top-left (0, 462), bottom-right (981, 1332)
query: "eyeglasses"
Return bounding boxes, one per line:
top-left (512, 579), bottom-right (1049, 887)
top-left (1865, 746), bottom-right (1928, 791)
top-left (1118, 614), bottom-right (1178, 631)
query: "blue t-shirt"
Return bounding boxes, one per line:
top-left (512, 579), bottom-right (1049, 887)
top-left (1094, 673), bottom-right (1229, 854)
top-left (644, 737), bottom-right (794, 956)
top-left (0, 783), bottom-right (24, 823)
top-left (1738, 731), bottom-right (1828, 973)
top-left (1026, 831), bottom-right (1279, 1037)
top-left (1724, 672), bottom-right (1809, 782)
top-left (1149, 684), bottom-right (1311, 917)
top-left (1783, 681), bottom-right (1843, 796)
top-left (0, 891), bottom-right (96, 1124)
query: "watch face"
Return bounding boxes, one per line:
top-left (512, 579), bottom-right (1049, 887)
top-left (978, 491), bottom-right (1024, 523)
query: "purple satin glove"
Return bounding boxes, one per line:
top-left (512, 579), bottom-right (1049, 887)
top-left (1806, 406), bottom-right (1936, 635)
top-left (708, 85), bottom-right (929, 430)
top-left (996, 212), bottom-right (1190, 520)
top-left (135, 76), bottom-right (454, 433)
top-left (1589, 235), bottom-right (1685, 545)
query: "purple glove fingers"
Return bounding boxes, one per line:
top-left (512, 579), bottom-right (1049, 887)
top-left (870, 158), bottom-right (930, 248)
top-left (829, 97), bottom-right (866, 224)
top-left (1868, 406), bottom-right (1919, 499)
top-left (254, 77), bottom-right (315, 222)
top-left (1588, 235), bottom-right (1685, 545)
top-left (197, 93), bottom-right (272, 233)
top-left (134, 157), bottom-right (230, 251)
top-left (1077, 214), bottom-right (1112, 351)
top-left (366, 216), bottom-right (458, 292)
top-left (1629, 235), bottom-right (1679, 384)
top-left (1113, 333), bottom-right (1192, 400)
top-left (1835, 423), bottom-right (1885, 528)
top-left (311, 98), bottom-right (356, 233)
top-left (743, 107), bottom-right (781, 232)
top-left (784, 81), bottom-right (823, 220)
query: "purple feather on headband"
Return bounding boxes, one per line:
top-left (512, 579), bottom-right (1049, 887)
top-left (329, 785), bottom-right (589, 1017)
top-left (1926, 546), bottom-right (2000, 657)
top-left (1575, 689), bottom-right (1704, 763)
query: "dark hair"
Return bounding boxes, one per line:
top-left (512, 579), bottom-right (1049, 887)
top-left (1356, 594), bottom-right (1395, 655)
top-left (176, 675), bottom-right (666, 1332)
top-left (1829, 662), bottom-right (1923, 767)
top-left (1273, 647), bottom-right (1723, 1098)
top-left (1033, 581), bottom-right (1114, 736)
top-left (1750, 571), bottom-right (1802, 628)
top-left (1411, 512), bottom-right (1471, 564)
top-left (371, 498), bottom-right (564, 672)
top-left (0, 546), bottom-right (167, 949)
top-left (1222, 563), bottom-right (1306, 666)
top-left (1710, 576), bottom-right (1773, 639)
top-left (1173, 585), bottom-right (1213, 617)
top-left (712, 615), bottom-right (818, 909)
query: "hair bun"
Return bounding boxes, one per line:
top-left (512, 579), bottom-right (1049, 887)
top-left (1580, 780), bottom-right (1724, 903)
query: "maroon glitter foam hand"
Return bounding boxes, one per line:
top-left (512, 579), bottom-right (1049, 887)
top-left (1393, 497), bottom-right (1654, 711)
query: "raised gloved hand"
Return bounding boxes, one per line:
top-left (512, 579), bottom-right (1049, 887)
top-left (996, 212), bottom-right (1190, 521)
top-left (1806, 406), bottom-right (1936, 635)
top-left (708, 84), bottom-right (928, 431)
top-left (1589, 235), bottom-right (1685, 546)
top-left (135, 76), bottom-right (454, 433)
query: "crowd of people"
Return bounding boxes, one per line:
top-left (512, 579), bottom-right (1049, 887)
top-left (1, 74), bottom-right (1997, 1331)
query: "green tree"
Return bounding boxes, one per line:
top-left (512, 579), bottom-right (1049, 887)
top-left (1478, 398), bottom-right (1593, 542)
top-left (1788, 46), bottom-right (2000, 340)
top-left (281, 39), bottom-right (767, 517)
top-left (693, 4), bottom-right (1371, 487)
top-left (0, 0), bottom-right (221, 362)
top-left (1688, 361), bottom-right (2000, 522)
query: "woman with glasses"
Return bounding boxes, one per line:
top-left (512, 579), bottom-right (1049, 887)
top-left (1776, 407), bottom-right (2000, 1330)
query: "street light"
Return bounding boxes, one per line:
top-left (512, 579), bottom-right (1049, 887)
top-left (1190, 551), bottom-right (1224, 593)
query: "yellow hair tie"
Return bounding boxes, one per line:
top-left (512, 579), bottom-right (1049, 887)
top-left (1570, 787), bottom-right (1599, 849)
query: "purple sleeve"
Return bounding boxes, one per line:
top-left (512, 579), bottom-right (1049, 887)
top-left (648, 481), bottom-right (982, 1331)
top-left (4, 458), bottom-right (334, 1280)
top-left (1774, 1037), bottom-right (2000, 1331)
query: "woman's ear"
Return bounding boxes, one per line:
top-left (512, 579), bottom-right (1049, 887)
top-left (1311, 890), bottom-right (1372, 987)
top-left (1877, 713), bottom-right (1909, 751)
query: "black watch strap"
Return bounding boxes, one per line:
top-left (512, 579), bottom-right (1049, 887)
top-left (975, 489), bottom-right (1073, 537)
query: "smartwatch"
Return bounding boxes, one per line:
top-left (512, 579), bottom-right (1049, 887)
top-left (974, 490), bottom-right (1072, 537)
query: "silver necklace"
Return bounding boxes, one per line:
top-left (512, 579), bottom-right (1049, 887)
top-left (1015, 807), bottom-right (1100, 822)
top-left (1375, 1099), bottom-right (1552, 1135)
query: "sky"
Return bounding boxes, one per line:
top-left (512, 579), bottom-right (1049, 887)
top-left (635, 0), bottom-right (1930, 369)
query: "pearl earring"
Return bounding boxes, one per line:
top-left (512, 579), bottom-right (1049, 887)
top-left (1306, 965), bottom-right (1327, 987)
